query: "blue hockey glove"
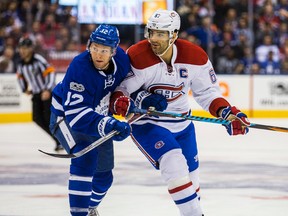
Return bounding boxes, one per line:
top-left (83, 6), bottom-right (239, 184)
top-left (134, 90), bottom-right (168, 111)
top-left (99, 117), bottom-right (131, 141)
top-left (219, 106), bottom-right (250, 136)
top-left (110, 91), bottom-right (135, 117)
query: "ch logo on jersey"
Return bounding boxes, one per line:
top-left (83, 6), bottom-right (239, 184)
top-left (155, 141), bottom-right (165, 149)
top-left (125, 70), bottom-right (135, 80)
top-left (148, 82), bottom-right (185, 102)
top-left (104, 74), bottom-right (115, 89)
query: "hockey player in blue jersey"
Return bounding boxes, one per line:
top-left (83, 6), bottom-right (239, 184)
top-left (49, 24), bottom-right (131, 216)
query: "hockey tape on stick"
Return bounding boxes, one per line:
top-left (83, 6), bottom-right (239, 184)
top-left (132, 107), bottom-right (288, 133)
top-left (38, 113), bottom-right (146, 158)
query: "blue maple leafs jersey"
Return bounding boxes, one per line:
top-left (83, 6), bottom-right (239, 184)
top-left (51, 47), bottom-right (130, 137)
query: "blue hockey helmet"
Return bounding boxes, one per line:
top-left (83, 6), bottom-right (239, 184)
top-left (89, 24), bottom-right (120, 49)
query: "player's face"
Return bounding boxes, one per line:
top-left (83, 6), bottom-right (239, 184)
top-left (148, 29), bottom-right (170, 55)
top-left (89, 43), bottom-right (113, 70)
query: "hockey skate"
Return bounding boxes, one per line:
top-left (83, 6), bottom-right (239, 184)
top-left (88, 208), bottom-right (100, 216)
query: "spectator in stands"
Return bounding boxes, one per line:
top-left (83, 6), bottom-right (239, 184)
top-left (240, 46), bottom-right (259, 74)
top-left (280, 38), bottom-right (288, 62)
top-left (276, 0), bottom-right (288, 21)
top-left (216, 49), bottom-right (243, 74)
top-left (255, 21), bottom-right (279, 49)
top-left (0, 45), bottom-right (15, 73)
top-left (56, 26), bottom-right (71, 49)
top-left (250, 62), bottom-right (261, 74)
top-left (40, 14), bottom-right (60, 50)
top-left (223, 8), bottom-right (238, 31)
top-left (235, 17), bottom-right (253, 47)
top-left (213, 30), bottom-right (242, 66)
top-left (259, 51), bottom-right (281, 74)
top-left (213, 0), bottom-right (233, 30)
top-left (278, 22), bottom-right (288, 48)
top-left (185, 16), bottom-right (214, 52)
top-left (0, 27), bottom-right (6, 53)
top-left (234, 0), bottom-right (248, 16)
top-left (258, 2), bottom-right (281, 31)
top-left (280, 59), bottom-right (288, 74)
top-left (177, 2), bottom-right (200, 31)
top-left (255, 34), bottom-right (280, 63)
top-left (66, 15), bottom-right (79, 42)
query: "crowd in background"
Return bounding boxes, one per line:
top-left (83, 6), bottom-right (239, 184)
top-left (0, 0), bottom-right (288, 74)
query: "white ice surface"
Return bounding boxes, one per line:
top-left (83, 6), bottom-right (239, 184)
top-left (0, 119), bottom-right (287, 216)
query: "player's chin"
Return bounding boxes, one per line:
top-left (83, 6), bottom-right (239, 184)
top-left (151, 48), bottom-right (162, 55)
top-left (94, 62), bottom-right (105, 69)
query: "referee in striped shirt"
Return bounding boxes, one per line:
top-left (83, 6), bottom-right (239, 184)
top-left (16, 36), bottom-right (63, 151)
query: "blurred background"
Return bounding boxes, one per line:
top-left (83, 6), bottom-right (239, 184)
top-left (1, 0), bottom-right (288, 74)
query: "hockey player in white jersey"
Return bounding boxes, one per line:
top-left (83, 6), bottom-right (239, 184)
top-left (50, 24), bottom-right (131, 216)
top-left (110, 9), bottom-right (250, 216)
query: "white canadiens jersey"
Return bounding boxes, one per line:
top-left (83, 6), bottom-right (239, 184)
top-left (118, 39), bottom-right (224, 133)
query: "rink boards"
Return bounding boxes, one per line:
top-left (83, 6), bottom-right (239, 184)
top-left (0, 74), bottom-right (288, 123)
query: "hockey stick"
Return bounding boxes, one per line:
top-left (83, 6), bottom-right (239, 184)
top-left (38, 113), bottom-right (146, 159)
top-left (132, 108), bottom-right (288, 133)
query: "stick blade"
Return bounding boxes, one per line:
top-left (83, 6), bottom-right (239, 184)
top-left (38, 149), bottom-right (76, 158)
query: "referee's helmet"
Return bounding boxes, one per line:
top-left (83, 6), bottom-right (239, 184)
top-left (18, 36), bottom-right (34, 47)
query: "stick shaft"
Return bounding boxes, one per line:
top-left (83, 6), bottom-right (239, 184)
top-left (133, 108), bottom-right (288, 133)
top-left (73, 113), bottom-right (145, 157)
top-left (39, 114), bottom-right (146, 158)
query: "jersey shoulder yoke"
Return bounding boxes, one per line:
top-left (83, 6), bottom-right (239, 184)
top-left (175, 39), bottom-right (208, 65)
top-left (127, 40), bottom-right (160, 70)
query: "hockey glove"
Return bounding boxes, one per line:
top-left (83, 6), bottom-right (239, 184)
top-left (134, 90), bottom-right (168, 111)
top-left (99, 117), bottom-right (131, 141)
top-left (219, 106), bottom-right (250, 136)
top-left (110, 91), bottom-right (135, 117)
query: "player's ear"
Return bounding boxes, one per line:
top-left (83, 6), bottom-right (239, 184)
top-left (173, 31), bottom-right (178, 40)
top-left (170, 32), bottom-right (178, 45)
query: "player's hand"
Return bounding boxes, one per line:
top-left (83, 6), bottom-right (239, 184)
top-left (219, 106), bottom-right (250, 135)
top-left (100, 117), bottom-right (131, 141)
top-left (110, 92), bottom-right (135, 117)
top-left (135, 90), bottom-right (168, 111)
top-left (41, 90), bottom-right (51, 101)
top-left (25, 90), bottom-right (32, 95)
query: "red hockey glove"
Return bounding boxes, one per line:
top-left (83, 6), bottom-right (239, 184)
top-left (110, 91), bottom-right (135, 117)
top-left (219, 106), bottom-right (250, 136)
